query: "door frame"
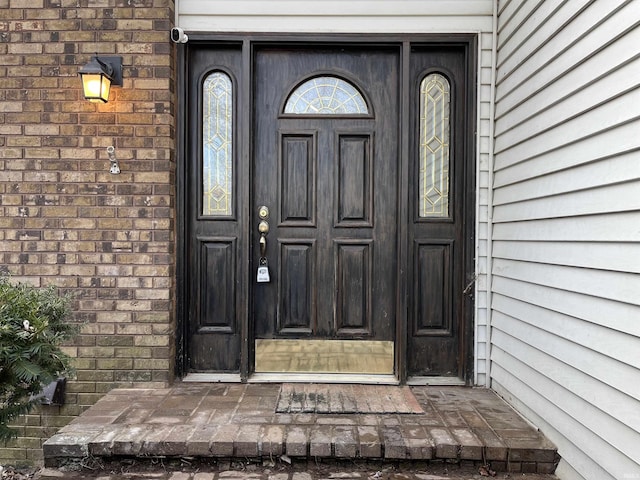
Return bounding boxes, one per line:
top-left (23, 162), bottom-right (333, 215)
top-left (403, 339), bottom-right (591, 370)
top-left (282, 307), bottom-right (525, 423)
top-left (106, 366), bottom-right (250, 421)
top-left (176, 33), bottom-right (477, 384)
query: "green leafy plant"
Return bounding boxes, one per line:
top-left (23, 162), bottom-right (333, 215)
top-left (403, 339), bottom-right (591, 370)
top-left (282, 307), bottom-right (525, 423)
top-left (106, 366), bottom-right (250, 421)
top-left (0, 276), bottom-right (77, 441)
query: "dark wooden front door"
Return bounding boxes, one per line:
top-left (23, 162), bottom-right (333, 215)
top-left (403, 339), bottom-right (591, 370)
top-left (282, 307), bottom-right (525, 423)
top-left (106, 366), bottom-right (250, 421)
top-left (252, 47), bottom-right (399, 374)
top-left (181, 38), bottom-right (474, 381)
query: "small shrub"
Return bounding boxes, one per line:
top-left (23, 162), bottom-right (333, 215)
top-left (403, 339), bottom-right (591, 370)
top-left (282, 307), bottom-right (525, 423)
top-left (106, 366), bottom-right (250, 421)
top-left (0, 277), bottom-right (77, 441)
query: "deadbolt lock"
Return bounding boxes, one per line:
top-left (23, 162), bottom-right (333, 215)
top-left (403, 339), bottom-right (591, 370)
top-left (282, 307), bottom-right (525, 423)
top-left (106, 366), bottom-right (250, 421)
top-left (258, 205), bottom-right (269, 219)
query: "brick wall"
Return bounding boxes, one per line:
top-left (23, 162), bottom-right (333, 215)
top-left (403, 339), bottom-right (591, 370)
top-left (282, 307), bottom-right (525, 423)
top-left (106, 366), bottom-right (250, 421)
top-left (0, 0), bottom-right (176, 464)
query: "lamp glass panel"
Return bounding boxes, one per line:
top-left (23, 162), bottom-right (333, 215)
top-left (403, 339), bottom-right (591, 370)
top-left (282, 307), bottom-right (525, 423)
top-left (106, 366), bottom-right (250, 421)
top-left (99, 76), bottom-right (111, 103)
top-left (419, 73), bottom-right (450, 218)
top-left (202, 71), bottom-right (233, 216)
top-left (82, 73), bottom-right (111, 103)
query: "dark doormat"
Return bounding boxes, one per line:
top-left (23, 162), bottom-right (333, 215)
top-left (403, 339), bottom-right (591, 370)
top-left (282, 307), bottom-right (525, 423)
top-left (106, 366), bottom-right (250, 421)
top-left (275, 383), bottom-right (424, 414)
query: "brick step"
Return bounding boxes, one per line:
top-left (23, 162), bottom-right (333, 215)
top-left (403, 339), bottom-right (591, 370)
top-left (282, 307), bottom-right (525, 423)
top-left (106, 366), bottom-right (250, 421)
top-left (44, 422), bottom-right (558, 474)
top-left (42, 384), bottom-right (559, 474)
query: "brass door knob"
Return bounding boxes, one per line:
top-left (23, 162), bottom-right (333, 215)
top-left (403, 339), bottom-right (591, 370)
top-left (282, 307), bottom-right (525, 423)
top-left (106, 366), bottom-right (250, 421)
top-left (258, 206), bottom-right (269, 219)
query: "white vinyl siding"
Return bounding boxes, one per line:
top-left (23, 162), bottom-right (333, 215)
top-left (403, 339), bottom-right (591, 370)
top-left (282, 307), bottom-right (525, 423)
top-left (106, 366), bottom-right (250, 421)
top-left (177, 0), bottom-right (492, 33)
top-left (176, 0), bottom-right (495, 387)
top-left (491, 1), bottom-right (640, 479)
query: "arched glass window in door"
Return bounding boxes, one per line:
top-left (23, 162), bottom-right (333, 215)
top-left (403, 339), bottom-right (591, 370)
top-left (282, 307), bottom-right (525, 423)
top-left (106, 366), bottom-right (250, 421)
top-left (284, 76), bottom-right (369, 114)
top-left (202, 71), bottom-right (233, 216)
top-left (419, 73), bottom-right (450, 218)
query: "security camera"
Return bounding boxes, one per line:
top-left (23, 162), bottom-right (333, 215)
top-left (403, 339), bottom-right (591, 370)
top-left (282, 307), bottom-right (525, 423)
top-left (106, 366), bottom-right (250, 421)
top-left (171, 27), bottom-right (188, 44)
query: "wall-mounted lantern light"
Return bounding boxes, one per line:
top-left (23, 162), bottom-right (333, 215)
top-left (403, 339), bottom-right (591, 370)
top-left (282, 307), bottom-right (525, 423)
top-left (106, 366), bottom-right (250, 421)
top-left (78, 55), bottom-right (123, 103)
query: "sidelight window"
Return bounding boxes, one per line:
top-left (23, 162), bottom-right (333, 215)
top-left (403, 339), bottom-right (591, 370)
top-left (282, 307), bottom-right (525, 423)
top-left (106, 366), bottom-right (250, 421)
top-left (419, 73), bottom-right (450, 218)
top-left (284, 76), bottom-right (369, 115)
top-left (202, 71), bottom-right (233, 216)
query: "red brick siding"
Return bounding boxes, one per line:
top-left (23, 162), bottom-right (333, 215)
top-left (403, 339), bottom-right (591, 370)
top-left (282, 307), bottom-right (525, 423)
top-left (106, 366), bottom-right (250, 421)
top-left (0, 0), bottom-right (176, 464)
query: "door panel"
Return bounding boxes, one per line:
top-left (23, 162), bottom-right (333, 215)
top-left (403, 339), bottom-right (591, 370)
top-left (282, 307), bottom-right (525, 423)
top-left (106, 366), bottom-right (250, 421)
top-left (278, 241), bottom-right (314, 333)
top-left (336, 135), bottom-right (372, 226)
top-left (407, 46), bottom-right (468, 377)
top-left (336, 241), bottom-right (372, 334)
top-left (200, 238), bottom-right (236, 333)
top-left (187, 46), bottom-right (243, 373)
top-left (281, 134), bottom-right (316, 225)
top-left (414, 241), bottom-right (452, 334)
top-left (252, 47), bottom-right (399, 373)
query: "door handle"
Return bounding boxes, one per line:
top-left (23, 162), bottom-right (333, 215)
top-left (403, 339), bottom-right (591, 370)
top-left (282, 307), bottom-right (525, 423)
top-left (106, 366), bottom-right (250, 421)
top-left (259, 233), bottom-right (267, 258)
top-left (258, 220), bottom-right (269, 259)
top-left (256, 215), bottom-right (271, 283)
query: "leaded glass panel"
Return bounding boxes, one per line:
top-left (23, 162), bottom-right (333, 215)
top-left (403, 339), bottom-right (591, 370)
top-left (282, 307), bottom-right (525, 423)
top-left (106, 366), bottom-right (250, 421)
top-left (203, 71), bottom-right (233, 216)
top-left (284, 76), bottom-right (368, 114)
top-left (419, 73), bottom-right (450, 218)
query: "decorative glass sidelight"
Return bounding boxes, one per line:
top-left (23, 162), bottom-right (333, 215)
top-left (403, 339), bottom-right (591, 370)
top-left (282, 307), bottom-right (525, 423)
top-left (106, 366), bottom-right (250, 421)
top-left (202, 71), bottom-right (233, 216)
top-left (284, 76), bottom-right (369, 114)
top-left (419, 73), bottom-right (450, 218)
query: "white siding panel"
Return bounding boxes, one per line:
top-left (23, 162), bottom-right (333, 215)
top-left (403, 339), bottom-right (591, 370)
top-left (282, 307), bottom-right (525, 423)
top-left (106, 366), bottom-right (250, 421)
top-left (553, 460), bottom-right (590, 480)
top-left (178, 16), bottom-right (492, 33)
top-left (491, 342), bottom-right (640, 474)
top-left (492, 276), bottom-right (640, 338)
top-left (492, 376), bottom-right (615, 480)
top-left (492, 212), bottom-right (640, 243)
top-left (492, 240), bottom-right (640, 274)
top-left (494, 122), bottom-right (640, 187)
top-left (180, 0), bottom-right (493, 16)
top-left (475, 27), bottom-right (494, 387)
top-left (494, 87), bottom-right (640, 165)
top-left (177, 0), bottom-right (493, 32)
top-left (491, 312), bottom-right (640, 405)
top-left (496, 0), bottom-right (572, 62)
top-left (492, 6), bottom-right (640, 477)
top-left (495, 0), bottom-right (633, 105)
top-left (495, 0), bottom-right (588, 69)
top-left (492, 258), bottom-right (638, 305)
top-left (493, 150), bottom-right (640, 204)
top-left (495, 33), bottom-right (640, 137)
top-left (495, 58), bottom-right (640, 149)
top-left (492, 180), bottom-right (640, 222)
top-left (492, 293), bottom-right (639, 366)
top-left (495, 0), bottom-right (539, 46)
top-left (491, 363), bottom-right (636, 480)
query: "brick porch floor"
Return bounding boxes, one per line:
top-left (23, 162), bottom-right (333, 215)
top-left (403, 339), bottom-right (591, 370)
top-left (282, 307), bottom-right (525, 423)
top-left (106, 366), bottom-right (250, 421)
top-left (42, 383), bottom-right (559, 474)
